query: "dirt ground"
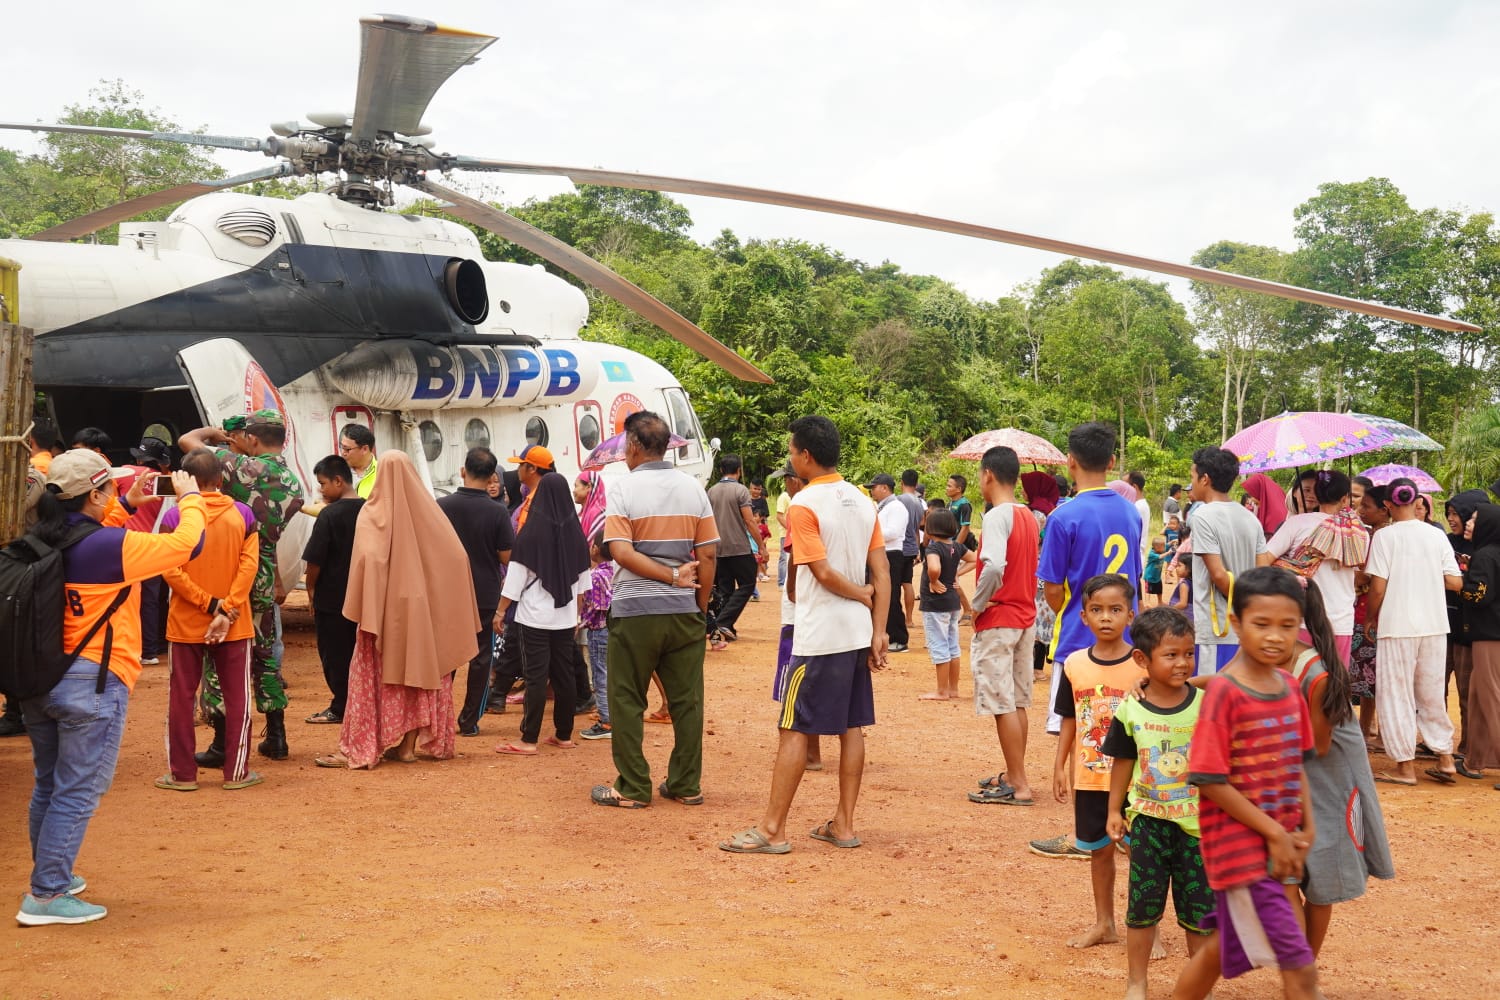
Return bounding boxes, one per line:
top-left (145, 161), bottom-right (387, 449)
top-left (2, 587), bottom-right (1497, 999)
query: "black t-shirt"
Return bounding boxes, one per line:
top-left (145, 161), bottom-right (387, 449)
top-left (437, 487), bottom-right (515, 611)
top-left (301, 497), bottom-right (365, 614)
top-left (919, 539), bottom-right (964, 613)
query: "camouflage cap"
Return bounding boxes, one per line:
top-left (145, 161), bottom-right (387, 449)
top-left (222, 415), bottom-right (248, 432)
top-left (248, 409), bottom-right (284, 427)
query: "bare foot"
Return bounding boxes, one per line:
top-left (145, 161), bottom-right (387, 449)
top-left (805, 760), bottom-right (824, 771)
top-left (1068, 922), bottom-right (1119, 949)
top-left (945, 689), bottom-right (962, 699)
top-left (917, 692), bottom-right (950, 701)
top-left (1150, 927), bottom-right (1167, 960)
top-left (1123, 982), bottom-right (1147, 1000)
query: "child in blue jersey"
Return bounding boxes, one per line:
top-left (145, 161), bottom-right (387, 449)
top-left (1038, 422), bottom-right (1144, 737)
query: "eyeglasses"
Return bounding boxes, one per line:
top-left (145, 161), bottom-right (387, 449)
top-left (339, 443), bottom-right (359, 453)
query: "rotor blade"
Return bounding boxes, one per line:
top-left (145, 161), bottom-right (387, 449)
top-left (416, 178), bottom-right (772, 385)
top-left (27, 163), bottom-right (296, 242)
top-left (0, 120), bottom-right (271, 154)
top-left (350, 15), bottom-right (496, 144)
top-left (451, 158), bottom-right (1481, 334)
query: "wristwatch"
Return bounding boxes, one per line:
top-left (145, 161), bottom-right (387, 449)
top-left (671, 566), bottom-right (680, 586)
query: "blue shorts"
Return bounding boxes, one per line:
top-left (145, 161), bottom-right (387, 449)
top-left (778, 649), bottom-right (875, 735)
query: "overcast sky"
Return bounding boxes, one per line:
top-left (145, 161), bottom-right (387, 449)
top-left (4, 1), bottom-right (1498, 308)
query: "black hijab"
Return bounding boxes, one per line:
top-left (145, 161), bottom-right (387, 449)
top-left (1447, 489), bottom-right (1490, 557)
top-left (1469, 503), bottom-right (1500, 553)
top-left (511, 472), bottom-right (592, 608)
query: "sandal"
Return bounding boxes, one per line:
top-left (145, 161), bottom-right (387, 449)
top-left (1423, 767), bottom-right (1457, 785)
top-left (154, 774), bottom-right (197, 792)
top-left (223, 771), bottom-right (264, 790)
top-left (719, 827), bottom-right (790, 854)
top-left (590, 784), bottom-right (648, 809)
top-left (495, 743), bottom-right (537, 756)
top-left (976, 773), bottom-right (1012, 794)
top-left (658, 780), bottom-right (704, 805)
top-left (809, 820), bottom-right (862, 848)
top-left (646, 711), bottom-right (672, 724)
top-left (1455, 756), bottom-right (1485, 780)
top-left (314, 753), bottom-right (348, 768)
top-left (304, 709), bottom-right (341, 725)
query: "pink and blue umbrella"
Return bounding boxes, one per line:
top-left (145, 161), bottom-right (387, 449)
top-left (583, 429), bottom-right (688, 470)
top-left (1357, 463), bottom-right (1442, 493)
top-left (1223, 412), bottom-right (1394, 474)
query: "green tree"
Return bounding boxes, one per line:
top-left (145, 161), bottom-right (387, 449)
top-left (1189, 241), bottom-right (1293, 439)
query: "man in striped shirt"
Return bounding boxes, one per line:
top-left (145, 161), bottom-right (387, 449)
top-left (590, 412), bottom-right (718, 809)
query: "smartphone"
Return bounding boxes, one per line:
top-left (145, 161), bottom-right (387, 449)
top-left (150, 474), bottom-right (175, 496)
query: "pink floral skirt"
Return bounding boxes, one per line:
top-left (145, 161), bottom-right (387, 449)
top-left (338, 631), bottom-right (455, 769)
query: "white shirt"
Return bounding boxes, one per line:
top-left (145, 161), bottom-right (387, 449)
top-left (1266, 512), bottom-right (1357, 635)
top-left (791, 477), bottom-right (879, 657)
top-left (1365, 520), bottom-right (1461, 638)
top-left (501, 561), bottom-right (592, 630)
top-left (1135, 497), bottom-right (1152, 569)
top-left (876, 495), bottom-right (909, 552)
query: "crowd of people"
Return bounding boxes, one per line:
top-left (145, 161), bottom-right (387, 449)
top-left (5, 407), bottom-right (1495, 999)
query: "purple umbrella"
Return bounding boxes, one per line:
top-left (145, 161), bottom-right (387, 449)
top-left (1223, 411), bottom-right (1394, 473)
top-left (1358, 463), bottom-right (1442, 493)
top-left (583, 429), bottom-right (688, 470)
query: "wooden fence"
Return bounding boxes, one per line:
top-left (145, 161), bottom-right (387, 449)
top-left (1, 254), bottom-right (36, 541)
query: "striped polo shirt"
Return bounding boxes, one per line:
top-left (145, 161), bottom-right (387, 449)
top-left (603, 460), bottom-right (719, 618)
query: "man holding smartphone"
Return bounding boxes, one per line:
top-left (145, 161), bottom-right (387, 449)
top-left (122, 436), bottom-right (176, 666)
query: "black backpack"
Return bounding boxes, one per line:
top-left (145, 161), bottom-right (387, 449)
top-left (0, 522), bottom-right (130, 701)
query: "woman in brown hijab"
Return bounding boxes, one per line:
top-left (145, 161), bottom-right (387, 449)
top-left (315, 451), bottom-right (480, 769)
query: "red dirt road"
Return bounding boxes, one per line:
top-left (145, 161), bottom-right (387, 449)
top-left (2, 592), bottom-right (1495, 998)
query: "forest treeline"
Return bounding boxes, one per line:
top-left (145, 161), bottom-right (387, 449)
top-left (5, 82), bottom-right (1500, 490)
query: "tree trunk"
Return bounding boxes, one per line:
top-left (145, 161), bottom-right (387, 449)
top-left (1221, 350), bottom-right (1232, 442)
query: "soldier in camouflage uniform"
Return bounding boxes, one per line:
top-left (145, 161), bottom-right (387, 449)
top-left (180, 409), bottom-right (305, 762)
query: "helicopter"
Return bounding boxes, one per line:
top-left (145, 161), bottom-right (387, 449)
top-left (0, 14), bottom-right (1479, 586)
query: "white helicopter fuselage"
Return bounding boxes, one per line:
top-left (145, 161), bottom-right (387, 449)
top-left (5, 190), bottom-right (717, 582)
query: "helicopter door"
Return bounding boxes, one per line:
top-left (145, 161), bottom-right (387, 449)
top-left (331, 404), bottom-right (375, 454)
top-left (176, 338), bottom-right (311, 594)
top-left (662, 387), bottom-right (704, 466)
top-left (574, 400), bottom-right (603, 464)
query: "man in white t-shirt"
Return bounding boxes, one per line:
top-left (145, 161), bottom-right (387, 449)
top-left (1366, 479), bottom-right (1464, 786)
top-left (1128, 470), bottom-right (1152, 577)
top-left (720, 416), bottom-right (888, 855)
top-left (1186, 447), bottom-right (1271, 674)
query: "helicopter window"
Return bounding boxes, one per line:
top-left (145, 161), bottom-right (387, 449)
top-left (578, 413), bottom-right (600, 451)
top-left (525, 417), bottom-right (549, 448)
top-left (464, 418), bottom-right (490, 449)
top-left (663, 388), bottom-right (701, 462)
top-left (419, 420), bottom-right (444, 463)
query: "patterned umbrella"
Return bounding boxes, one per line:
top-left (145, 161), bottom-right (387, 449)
top-left (583, 430), bottom-right (688, 470)
top-left (1347, 413), bottom-right (1444, 452)
top-left (1357, 463), bottom-right (1442, 493)
top-left (1223, 411), bottom-right (1394, 474)
top-left (949, 428), bottom-right (1067, 464)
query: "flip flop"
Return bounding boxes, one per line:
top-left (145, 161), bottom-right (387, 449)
top-left (646, 712), bottom-right (673, 724)
top-left (809, 820), bottom-right (862, 848)
top-left (223, 771), bottom-right (264, 790)
top-left (1454, 756), bottom-right (1484, 779)
top-left (658, 781), bottom-right (705, 805)
top-left (968, 786), bottom-right (1034, 806)
top-left (590, 784), bottom-right (648, 809)
top-left (495, 743), bottom-right (537, 756)
top-left (1423, 767), bottom-right (1457, 785)
top-left (154, 775), bottom-right (197, 792)
top-left (719, 827), bottom-right (791, 854)
top-left (313, 754), bottom-right (348, 768)
top-left (543, 736), bottom-right (577, 749)
top-left (1373, 772), bottom-right (1417, 786)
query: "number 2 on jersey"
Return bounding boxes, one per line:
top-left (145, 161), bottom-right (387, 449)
top-left (1103, 534), bottom-right (1128, 575)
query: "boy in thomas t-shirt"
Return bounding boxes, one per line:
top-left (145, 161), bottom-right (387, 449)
top-left (1101, 606), bottom-right (1211, 1000)
top-left (1049, 574), bottom-right (1145, 948)
top-left (300, 455), bottom-right (365, 725)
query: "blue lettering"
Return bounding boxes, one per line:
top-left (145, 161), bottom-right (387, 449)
top-left (544, 349), bottom-right (580, 396)
top-left (500, 348), bottom-right (542, 398)
top-left (457, 346), bottom-right (503, 400)
top-left (412, 347), bottom-right (456, 400)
